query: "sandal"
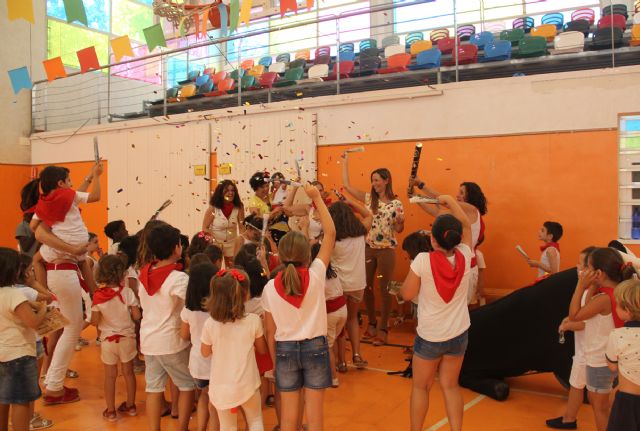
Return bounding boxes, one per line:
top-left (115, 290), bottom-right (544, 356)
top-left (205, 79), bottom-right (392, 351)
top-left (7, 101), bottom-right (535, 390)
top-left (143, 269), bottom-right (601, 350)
top-left (336, 362), bottom-right (348, 373)
top-left (362, 324), bottom-right (377, 340)
top-left (30, 416), bottom-right (53, 430)
top-left (102, 409), bottom-right (117, 422)
top-left (66, 369), bottom-right (79, 378)
top-left (352, 354), bottom-right (368, 369)
top-left (372, 329), bottom-right (388, 347)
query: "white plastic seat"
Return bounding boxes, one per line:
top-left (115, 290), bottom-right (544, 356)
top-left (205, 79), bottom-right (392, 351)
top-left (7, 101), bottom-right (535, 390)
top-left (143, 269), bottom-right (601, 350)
top-left (549, 31), bottom-right (585, 54)
top-left (269, 62), bottom-right (286, 73)
top-left (383, 44), bottom-right (406, 58)
top-left (296, 64), bottom-right (329, 84)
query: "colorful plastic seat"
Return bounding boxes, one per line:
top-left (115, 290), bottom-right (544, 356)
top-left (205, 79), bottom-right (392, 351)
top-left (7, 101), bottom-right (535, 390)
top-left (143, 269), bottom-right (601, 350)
top-left (591, 27), bottom-right (624, 49)
top-left (240, 59), bottom-right (254, 70)
top-left (324, 61), bottom-right (354, 80)
top-left (274, 67), bottom-right (304, 87)
top-left (258, 56), bottom-right (273, 68)
top-left (631, 24), bottom-right (640, 47)
top-left (359, 47), bottom-right (380, 59)
top-left (598, 14), bottom-right (627, 31)
top-left (436, 37), bottom-right (459, 54)
top-left (378, 53), bottom-right (411, 74)
top-left (443, 44), bottom-right (478, 66)
top-left (314, 54), bottom-right (331, 65)
top-left (297, 64), bottom-right (329, 83)
top-left (513, 16), bottom-right (535, 33)
top-left (405, 31), bottom-right (423, 48)
top-left (289, 58), bottom-right (306, 70)
top-left (295, 49), bottom-right (310, 61)
top-left (430, 28), bottom-right (449, 42)
top-left (410, 40), bottom-right (433, 57)
top-left (549, 31), bottom-right (585, 55)
top-left (572, 8), bottom-right (595, 24)
top-left (500, 28), bottom-right (525, 45)
top-left (381, 35), bottom-right (400, 49)
top-left (193, 80), bottom-right (213, 96)
top-left (276, 53), bottom-right (291, 63)
top-left (239, 75), bottom-right (256, 90)
top-left (339, 42), bottom-right (354, 53)
top-left (530, 24), bottom-right (557, 42)
top-left (479, 40), bottom-right (512, 62)
top-left (248, 64), bottom-right (265, 77)
top-left (356, 55), bottom-right (380, 76)
top-left (229, 68), bottom-right (245, 81)
top-left (179, 83), bottom-right (196, 98)
top-left (177, 70), bottom-right (200, 85)
top-left (602, 4), bottom-right (628, 19)
top-left (564, 20), bottom-right (591, 37)
top-left (203, 67), bottom-right (216, 76)
top-left (470, 31), bottom-right (494, 49)
top-left (541, 12), bottom-right (564, 30)
top-left (211, 71), bottom-right (227, 85)
top-left (384, 44), bottom-right (405, 58)
top-left (408, 48), bottom-right (441, 70)
top-left (257, 71), bottom-right (279, 88)
top-left (204, 78), bottom-right (235, 96)
top-left (457, 24), bottom-right (476, 41)
top-left (315, 46), bottom-right (331, 58)
top-left (359, 38), bottom-right (377, 51)
top-left (269, 62), bottom-right (286, 74)
top-left (514, 36), bottom-right (547, 58)
top-left (195, 74), bottom-right (210, 87)
top-left (337, 51), bottom-right (356, 62)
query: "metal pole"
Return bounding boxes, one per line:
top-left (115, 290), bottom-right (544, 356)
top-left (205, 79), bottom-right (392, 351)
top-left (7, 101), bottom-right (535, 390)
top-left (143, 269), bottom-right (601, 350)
top-left (162, 53), bottom-right (168, 117)
top-left (336, 17), bottom-right (341, 95)
top-left (44, 87), bottom-right (48, 131)
top-left (610, 0), bottom-right (615, 68)
top-left (237, 38), bottom-right (243, 107)
top-left (454, 0), bottom-right (458, 83)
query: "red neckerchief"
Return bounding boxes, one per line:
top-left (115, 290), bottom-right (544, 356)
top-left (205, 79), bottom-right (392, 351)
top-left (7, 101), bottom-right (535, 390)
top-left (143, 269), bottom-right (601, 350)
top-left (23, 205), bottom-right (36, 215)
top-left (139, 261), bottom-right (183, 296)
top-left (92, 285), bottom-right (125, 305)
top-left (429, 249), bottom-right (465, 303)
top-left (597, 286), bottom-right (624, 328)
top-left (35, 188), bottom-right (76, 227)
top-left (540, 242), bottom-right (560, 252)
top-left (221, 201), bottom-right (234, 219)
top-left (274, 267), bottom-right (310, 308)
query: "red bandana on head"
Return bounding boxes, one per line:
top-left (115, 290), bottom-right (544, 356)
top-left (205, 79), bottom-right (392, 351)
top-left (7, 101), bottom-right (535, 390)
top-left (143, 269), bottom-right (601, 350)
top-left (139, 261), bottom-right (183, 296)
top-left (597, 286), bottom-right (624, 328)
top-left (92, 285), bottom-right (125, 305)
top-left (274, 267), bottom-right (310, 308)
top-left (540, 242), bottom-right (560, 253)
top-left (35, 188), bottom-right (76, 227)
top-left (429, 249), bottom-right (466, 303)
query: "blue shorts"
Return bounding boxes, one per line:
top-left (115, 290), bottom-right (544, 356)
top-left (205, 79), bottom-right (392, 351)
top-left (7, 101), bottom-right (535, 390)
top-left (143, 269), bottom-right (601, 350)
top-left (414, 331), bottom-right (469, 361)
top-left (275, 336), bottom-right (332, 392)
top-left (194, 378), bottom-right (209, 390)
top-left (35, 340), bottom-right (45, 359)
top-left (0, 356), bottom-right (41, 404)
top-left (586, 365), bottom-right (615, 393)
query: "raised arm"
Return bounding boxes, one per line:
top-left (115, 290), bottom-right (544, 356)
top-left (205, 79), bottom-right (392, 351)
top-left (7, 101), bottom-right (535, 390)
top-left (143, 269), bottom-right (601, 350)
top-left (341, 152), bottom-right (367, 202)
top-left (86, 163), bottom-right (103, 203)
top-left (304, 184), bottom-right (335, 267)
top-left (569, 272), bottom-right (610, 321)
top-left (342, 194), bottom-right (373, 231)
top-left (437, 195), bottom-right (471, 249)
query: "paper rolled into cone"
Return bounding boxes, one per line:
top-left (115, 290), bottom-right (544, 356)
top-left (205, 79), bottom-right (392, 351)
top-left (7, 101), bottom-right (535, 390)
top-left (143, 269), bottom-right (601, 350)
top-left (515, 245), bottom-right (530, 260)
top-left (151, 199), bottom-right (172, 221)
top-left (409, 196), bottom-right (439, 204)
top-left (345, 146), bottom-right (365, 153)
top-left (269, 178), bottom-right (302, 187)
top-left (93, 137), bottom-right (100, 164)
top-left (407, 142), bottom-right (423, 197)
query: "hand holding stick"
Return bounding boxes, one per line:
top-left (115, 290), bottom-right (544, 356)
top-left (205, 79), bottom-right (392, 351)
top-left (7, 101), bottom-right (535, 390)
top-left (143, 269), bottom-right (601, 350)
top-left (407, 143), bottom-right (423, 197)
top-left (151, 199), bottom-right (172, 221)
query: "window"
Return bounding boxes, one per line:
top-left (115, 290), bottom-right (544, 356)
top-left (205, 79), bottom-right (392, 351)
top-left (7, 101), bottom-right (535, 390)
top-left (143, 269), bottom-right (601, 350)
top-left (394, 0), bottom-right (455, 34)
top-left (47, 0), bottom-right (110, 32)
top-left (319, 2), bottom-right (370, 45)
top-left (111, 43), bottom-right (161, 84)
top-left (227, 20), bottom-right (270, 65)
top-left (270, 12), bottom-right (318, 55)
top-left (48, 19), bottom-right (110, 68)
top-left (618, 114), bottom-right (640, 240)
top-left (112, 0), bottom-right (154, 42)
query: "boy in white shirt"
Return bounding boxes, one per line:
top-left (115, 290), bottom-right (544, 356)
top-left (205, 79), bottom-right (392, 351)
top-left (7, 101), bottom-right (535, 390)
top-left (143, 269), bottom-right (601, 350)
top-left (138, 224), bottom-right (195, 431)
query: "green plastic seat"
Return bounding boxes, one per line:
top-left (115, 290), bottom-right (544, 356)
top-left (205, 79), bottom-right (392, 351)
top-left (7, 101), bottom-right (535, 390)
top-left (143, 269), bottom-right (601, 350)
top-left (273, 67), bottom-right (304, 87)
top-left (229, 68), bottom-right (245, 81)
top-left (514, 35), bottom-right (547, 58)
top-left (500, 28), bottom-right (525, 45)
top-left (289, 58), bottom-right (306, 70)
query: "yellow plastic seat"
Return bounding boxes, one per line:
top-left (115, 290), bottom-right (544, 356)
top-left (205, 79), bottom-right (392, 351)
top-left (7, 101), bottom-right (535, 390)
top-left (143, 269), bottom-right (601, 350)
top-left (294, 49), bottom-right (310, 61)
top-left (179, 84), bottom-right (196, 99)
top-left (248, 64), bottom-right (265, 77)
top-left (630, 24), bottom-right (640, 47)
top-left (530, 24), bottom-right (557, 42)
top-left (410, 40), bottom-right (433, 57)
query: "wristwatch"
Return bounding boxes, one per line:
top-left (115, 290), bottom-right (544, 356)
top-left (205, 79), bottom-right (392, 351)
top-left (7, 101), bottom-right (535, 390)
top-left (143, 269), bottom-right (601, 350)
top-left (417, 181), bottom-right (425, 190)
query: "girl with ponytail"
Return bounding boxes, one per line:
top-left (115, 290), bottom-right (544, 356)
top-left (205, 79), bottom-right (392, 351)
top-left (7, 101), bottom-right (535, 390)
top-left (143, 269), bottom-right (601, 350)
top-left (568, 247), bottom-right (635, 431)
top-left (261, 183), bottom-right (336, 431)
top-left (400, 195), bottom-right (472, 431)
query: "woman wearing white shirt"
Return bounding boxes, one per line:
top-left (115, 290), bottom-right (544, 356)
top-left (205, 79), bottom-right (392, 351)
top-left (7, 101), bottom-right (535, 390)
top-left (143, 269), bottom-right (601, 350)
top-left (202, 180), bottom-right (245, 267)
top-left (401, 195), bottom-right (472, 431)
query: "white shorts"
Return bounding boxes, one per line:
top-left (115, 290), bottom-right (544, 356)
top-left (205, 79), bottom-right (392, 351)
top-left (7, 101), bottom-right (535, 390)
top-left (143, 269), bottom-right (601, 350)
top-left (100, 337), bottom-right (138, 366)
top-left (569, 355), bottom-right (587, 389)
top-left (327, 305), bottom-right (347, 348)
top-left (81, 288), bottom-right (92, 322)
top-left (40, 244), bottom-right (87, 263)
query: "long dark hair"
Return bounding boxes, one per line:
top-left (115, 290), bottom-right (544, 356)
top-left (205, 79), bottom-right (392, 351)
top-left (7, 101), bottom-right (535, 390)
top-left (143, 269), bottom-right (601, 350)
top-left (210, 180), bottom-right (242, 209)
top-left (186, 262), bottom-right (217, 311)
top-left (329, 201), bottom-right (367, 240)
top-left (0, 247), bottom-right (21, 287)
top-left (589, 247), bottom-right (636, 283)
top-left (461, 182), bottom-right (487, 215)
top-left (370, 168), bottom-right (395, 214)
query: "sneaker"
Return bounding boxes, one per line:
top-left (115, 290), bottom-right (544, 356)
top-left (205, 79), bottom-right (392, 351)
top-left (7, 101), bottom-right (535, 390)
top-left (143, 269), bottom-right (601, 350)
top-left (95, 338), bottom-right (101, 346)
top-left (43, 387), bottom-right (80, 405)
top-left (545, 416), bottom-right (577, 430)
top-left (331, 378), bottom-right (339, 388)
top-left (117, 401), bottom-right (137, 416)
top-left (102, 409), bottom-right (117, 422)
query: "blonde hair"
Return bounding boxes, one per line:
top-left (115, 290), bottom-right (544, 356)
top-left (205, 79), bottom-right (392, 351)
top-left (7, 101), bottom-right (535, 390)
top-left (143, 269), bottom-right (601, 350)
top-left (614, 279), bottom-right (640, 320)
top-left (277, 231), bottom-right (311, 296)
top-left (206, 270), bottom-right (248, 323)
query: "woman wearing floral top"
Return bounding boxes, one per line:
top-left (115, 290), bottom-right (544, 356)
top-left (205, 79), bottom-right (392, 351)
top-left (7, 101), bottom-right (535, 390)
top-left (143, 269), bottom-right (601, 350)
top-left (342, 151), bottom-right (404, 346)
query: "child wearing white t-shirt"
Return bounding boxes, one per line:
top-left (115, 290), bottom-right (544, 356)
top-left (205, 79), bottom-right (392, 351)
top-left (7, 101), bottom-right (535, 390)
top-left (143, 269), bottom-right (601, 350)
top-left (401, 195), bottom-right (472, 431)
top-left (90, 255), bottom-right (141, 421)
top-left (200, 268), bottom-right (268, 431)
top-left (606, 279), bottom-right (640, 431)
top-left (262, 184), bottom-right (336, 431)
top-left (180, 262), bottom-right (219, 431)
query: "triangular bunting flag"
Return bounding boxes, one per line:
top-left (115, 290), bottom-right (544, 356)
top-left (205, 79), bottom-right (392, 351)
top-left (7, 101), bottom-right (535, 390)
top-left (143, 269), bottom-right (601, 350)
top-left (230, 0), bottom-right (239, 33)
top-left (143, 24), bottom-right (167, 51)
top-left (63, 0), bottom-right (88, 26)
top-left (192, 14), bottom-right (199, 39)
top-left (306, 0), bottom-right (313, 10)
top-left (239, 0), bottom-right (252, 27)
top-left (77, 46), bottom-right (100, 73)
top-left (200, 11), bottom-right (207, 39)
top-left (43, 57), bottom-right (67, 82)
top-left (7, 67), bottom-right (33, 94)
top-left (111, 35), bottom-right (133, 62)
top-left (7, 0), bottom-right (35, 23)
top-left (280, 0), bottom-right (298, 17)
top-left (218, 3), bottom-right (228, 37)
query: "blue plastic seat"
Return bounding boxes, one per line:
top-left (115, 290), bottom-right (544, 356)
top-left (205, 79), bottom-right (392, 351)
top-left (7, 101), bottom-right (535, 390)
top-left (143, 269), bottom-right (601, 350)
top-left (338, 51), bottom-right (356, 62)
top-left (195, 74), bottom-right (210, 86)
top-left (479, 40), bottom-right (512, 62)
top-left (470, 31), bottom-right (494, 49)
top-left (339, 42), bottom-right (354, 53)
top-left (542, 12), bottom-right (564, 30)
top-left (258, 56), bottom-right (273, 68)
top-left (405, 31), bottom-right (423, 48)
top-left (408, 48), bottom-right (441, 70)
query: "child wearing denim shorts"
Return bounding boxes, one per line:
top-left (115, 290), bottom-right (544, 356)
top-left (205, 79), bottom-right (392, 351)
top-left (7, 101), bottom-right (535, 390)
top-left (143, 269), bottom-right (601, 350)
top-left (262, 184), bottom-right (336, 431)
top-left (180, 262), bottom-right (219, 431)
top-left (0, 248), bottom-right (47, 431)
top-left (138, 224), bottom-right (195, 431)
top-left (605, 279), bottom-right (640, 431)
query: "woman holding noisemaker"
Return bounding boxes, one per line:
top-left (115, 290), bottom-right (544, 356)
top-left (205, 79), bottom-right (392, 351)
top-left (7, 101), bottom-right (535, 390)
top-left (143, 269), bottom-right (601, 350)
top-left (202, 180), bottom-right (245, 267)
top-left (342, 150), bottom-right (404, 346)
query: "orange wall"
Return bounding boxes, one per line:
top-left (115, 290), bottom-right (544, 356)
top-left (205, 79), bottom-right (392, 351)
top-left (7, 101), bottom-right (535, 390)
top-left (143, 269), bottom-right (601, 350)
top-left (317, 130), bottom-right (619, 292)
top-left (0, 164), bottom-right (35, 249)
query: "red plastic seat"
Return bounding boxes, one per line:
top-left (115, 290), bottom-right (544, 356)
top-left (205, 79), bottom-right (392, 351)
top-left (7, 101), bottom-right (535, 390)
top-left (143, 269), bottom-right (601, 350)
top-left (598, 14), bottom-right (627, 31)
top-left (572, 8), bottom-right (595, 24)
top-left (323, 61), bottom-right (354, 80)
top-left (314, 46), bottom-right (331, 58)
top-left (204, 78), bottom-right (235, 97)
top-left (257, 72), bottom-right (279, 88)
top-left (436, 37), bottom-right (459, 54)
top-left (443, 44), bottom-right (478, 66)
top-left (211, 71), bottom-right (228, 85)
top-left (377, 53), bottom-right (411, 74)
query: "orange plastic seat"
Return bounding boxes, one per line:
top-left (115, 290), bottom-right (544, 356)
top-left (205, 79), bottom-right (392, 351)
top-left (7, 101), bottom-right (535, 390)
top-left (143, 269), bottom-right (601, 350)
top-left (179, 84), bottom-right (196, 99)
top-left (211, 71), bottom-right (228, 85)
top-left (530, 24), bottom-right (557, 42)
top-left (204, 78), bottom-right (235, 97)
top-left (377, 53), bottom-right (411, 74)
top-left (410, 40), bottom-right (433, 57)
top-left (248, 64), bottom-right (265, 77)
top-left (631, 24), bottom-right (640, 46)
top-left (240, 59), bottom-right (254, 70)
top-left (295, 49), bottom-right (310, 61)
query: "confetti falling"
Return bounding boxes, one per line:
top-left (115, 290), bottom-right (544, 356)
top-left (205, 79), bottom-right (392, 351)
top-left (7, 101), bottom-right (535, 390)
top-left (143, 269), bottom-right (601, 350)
top-left (117, 188), bottom-right (123, 193)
